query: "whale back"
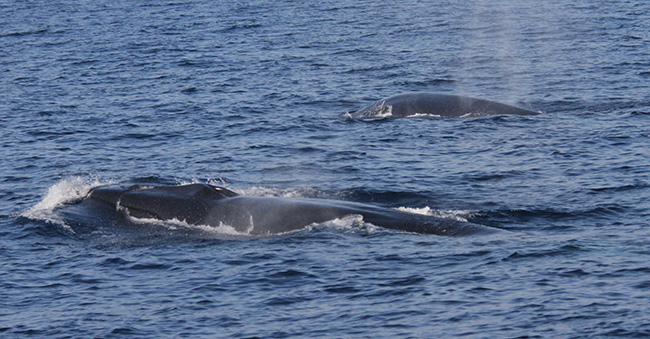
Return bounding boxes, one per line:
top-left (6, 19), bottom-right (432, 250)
top-left (354, 92), bottom-right (539, 119)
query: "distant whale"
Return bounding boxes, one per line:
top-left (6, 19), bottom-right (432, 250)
top-left (352, 92), bottom-right (539, 119)
top-left (83, 183), bottom-right (500, 236)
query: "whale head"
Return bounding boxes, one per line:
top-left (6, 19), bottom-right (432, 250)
top-left (88, 183), bottom-right (238, 223)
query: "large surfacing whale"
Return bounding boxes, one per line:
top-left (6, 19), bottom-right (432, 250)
top-left (353, 92), bottom-right (539, 119)
top-left (83, 183), bottom-right (500, 236)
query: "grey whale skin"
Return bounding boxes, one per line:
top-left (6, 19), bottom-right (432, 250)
top-left (86, 183), bottom-right (499, 236)
top-left (353, 92), bottom-right (539, 119)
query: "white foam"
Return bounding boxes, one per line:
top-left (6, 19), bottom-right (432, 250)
top-left (369, 105), bottom-right (394, 119)
top-left (395, 206), bottom-right (434, 215)
top-left (307, 214), bottom-right (380, 233)
top-left (405, 113), bottom-right (442, 119)
top-left (395, 206), bottom-right (474, 222)
top-left (176, 177), bottom-right (229, 187)
top-left (122, 207), bottom-right (254, 236)
top-left (123, 213), bottom-right (252, 236)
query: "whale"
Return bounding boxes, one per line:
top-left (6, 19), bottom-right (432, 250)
top-left (352, 92), bottom-right (539, 119)
top-left (80, 183), bottom-right (500, 236)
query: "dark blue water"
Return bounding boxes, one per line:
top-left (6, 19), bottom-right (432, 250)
top-left (2, 0), bottom-right (650, 337)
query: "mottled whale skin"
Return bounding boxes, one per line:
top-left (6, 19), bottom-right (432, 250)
top-left (353, 92), bottom-right (539, 119)
top-left (85, 183), bottom-right (499, 236)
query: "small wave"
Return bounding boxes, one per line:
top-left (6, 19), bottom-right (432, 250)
top-left (3, 28), bottom-right (49, 38)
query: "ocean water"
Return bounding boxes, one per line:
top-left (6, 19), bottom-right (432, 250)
top-left (2, 0), bottom-right (650, 337)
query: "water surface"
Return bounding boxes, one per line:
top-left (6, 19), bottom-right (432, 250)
top-left (2, 0), bottom-right (650, 337)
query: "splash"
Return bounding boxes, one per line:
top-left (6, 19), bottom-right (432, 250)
top-left (20, 176), bottom-right (109, 232)
top-left (22, 177), bottom-right (106, 218)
